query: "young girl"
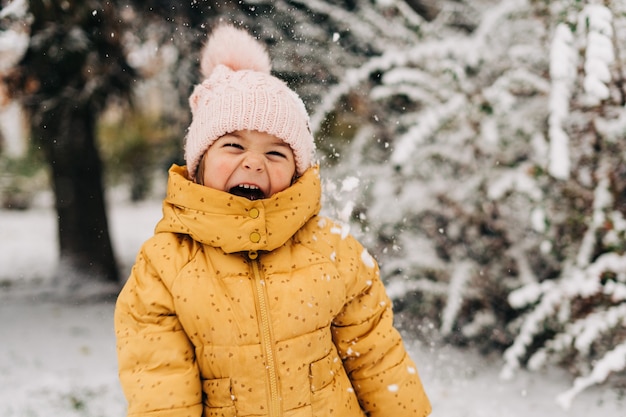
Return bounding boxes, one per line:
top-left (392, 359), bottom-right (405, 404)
top-left (114, 24), bottom-right (431, 417)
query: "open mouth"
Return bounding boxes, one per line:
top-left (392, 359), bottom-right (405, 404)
top-left (229, 184), bottom-right (266, 200)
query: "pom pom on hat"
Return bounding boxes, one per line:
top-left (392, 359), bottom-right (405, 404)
top-left (200, 24), bottom-right (271, 77)
top-left (184, 23), bottom-right (315, 179)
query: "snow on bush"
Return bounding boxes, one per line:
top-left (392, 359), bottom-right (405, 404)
top-left (4, 0), bottom-right (625, 408)
top-left (314, 0), bottom-right (626, 406)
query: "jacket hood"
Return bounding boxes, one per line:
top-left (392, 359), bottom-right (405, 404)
top-left (155, 164), bottom-right (322, 253)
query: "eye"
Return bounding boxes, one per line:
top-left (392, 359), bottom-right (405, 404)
top-left (223, 143), bottom-right (244, 150)
top-left (267, 150), bottom-right (287, 158)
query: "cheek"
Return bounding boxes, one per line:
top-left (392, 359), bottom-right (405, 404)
top-left (203, 159), bottom-right (234, 189)
top-left (272, 166), bottom-right (297, 191)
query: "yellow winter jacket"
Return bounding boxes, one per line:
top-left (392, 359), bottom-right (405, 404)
top-left (115, 164), bottom-right (431, 417)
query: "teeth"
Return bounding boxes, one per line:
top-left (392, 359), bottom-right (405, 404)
top-left (238, 184), bottom-right (259, 189)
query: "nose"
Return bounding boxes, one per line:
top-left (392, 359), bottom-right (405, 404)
top-left (243, 153), bottom-right (264, 172)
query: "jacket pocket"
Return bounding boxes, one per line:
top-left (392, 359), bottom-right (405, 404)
top-left (202, 377), bottom-right (236, 416)
top-left (309, 351), bottom-right (343, 392)
top-left (309, 351), bottom-right (365, 415)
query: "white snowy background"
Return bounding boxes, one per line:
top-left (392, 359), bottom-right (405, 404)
top-left (2, 0), bottom-right (626, 415)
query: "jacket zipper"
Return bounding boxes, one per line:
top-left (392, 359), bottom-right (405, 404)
top-left (250, 253), bottom-right (282, 416)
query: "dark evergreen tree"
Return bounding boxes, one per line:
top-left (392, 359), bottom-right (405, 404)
top-left (5, 0), bottom-right (135, 287)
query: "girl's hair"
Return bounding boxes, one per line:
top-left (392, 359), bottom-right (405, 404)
top-left (193, 152), bottom-right (207, 185)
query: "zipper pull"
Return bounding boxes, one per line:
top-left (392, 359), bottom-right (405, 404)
top-left (248, 250), bottom-right (258, 260)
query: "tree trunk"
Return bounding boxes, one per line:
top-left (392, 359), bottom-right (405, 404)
top-left (35, 102), bottom-right (118, 285)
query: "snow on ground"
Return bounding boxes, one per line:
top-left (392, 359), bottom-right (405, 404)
top-left (0, 197), bottom-right (624, 416)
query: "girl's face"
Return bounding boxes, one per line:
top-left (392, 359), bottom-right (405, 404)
top-left (198, 130), bottom-right (296, 200)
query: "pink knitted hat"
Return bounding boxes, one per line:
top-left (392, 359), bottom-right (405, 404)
top-left (184, 24), bottom-right (315, 178)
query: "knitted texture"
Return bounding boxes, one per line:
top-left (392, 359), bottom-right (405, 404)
top-left (184, 24), bottom-right (315, 178)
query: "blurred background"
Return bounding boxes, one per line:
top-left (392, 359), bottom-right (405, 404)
top-left (1, 0), bottom-right (626, 406)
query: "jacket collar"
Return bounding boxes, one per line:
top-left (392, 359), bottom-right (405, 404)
top-left (155, 164), bottom-right (322, 253)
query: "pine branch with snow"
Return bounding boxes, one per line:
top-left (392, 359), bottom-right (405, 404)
top-left (316, 0), bottom-right (626, 405)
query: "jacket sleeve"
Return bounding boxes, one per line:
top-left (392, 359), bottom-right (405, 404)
top-left (114, 236), bottom-right (202, 417)
top-left (331, 233), bottom-right (431, 417)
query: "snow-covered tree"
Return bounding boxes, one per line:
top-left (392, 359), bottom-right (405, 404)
top-left (312, 0), bottom-right (626, 404)
top-left (4, 0), bottom-right (625, 405)
top-left (499, 1), bottom-right (626, 408)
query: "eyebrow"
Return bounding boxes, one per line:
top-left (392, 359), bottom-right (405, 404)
top-left (270, 141), bottom-right (291, 148)
top-left (222, 132), bottom-right (290, 149)
top-left (229, 132), bottom-right (243, 139)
